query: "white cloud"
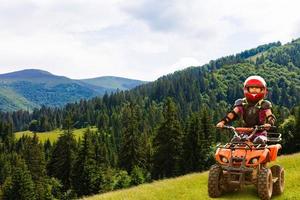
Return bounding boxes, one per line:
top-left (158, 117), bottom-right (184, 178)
top-left (0, 0), bottom-right (300, 81)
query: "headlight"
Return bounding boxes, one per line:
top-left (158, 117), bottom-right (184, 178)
top-left (221, 156), bottom-right (228, 163)
top-left (249, 157), bottom-right (260, 164)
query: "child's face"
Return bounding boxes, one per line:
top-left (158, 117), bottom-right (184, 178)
top-left (248, 87), bottom-right (262, 94)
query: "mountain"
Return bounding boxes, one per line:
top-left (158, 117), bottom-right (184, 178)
top-left (0, 69), bottom-right (146, 112)
top-left (81, 76), bottom-right (147, 91)
top-left (0, 69), bottom-right (53, 79)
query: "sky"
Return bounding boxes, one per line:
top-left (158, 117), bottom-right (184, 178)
top-left (0, 0), bottom-right (300, 81)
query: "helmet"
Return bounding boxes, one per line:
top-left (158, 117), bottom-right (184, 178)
top-left (243, 75), bottom-right (267, 102)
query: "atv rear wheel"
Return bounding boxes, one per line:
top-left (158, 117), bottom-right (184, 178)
top-left (208, 164), bottom-right (223, 198)
top-left (257, 167), bottom-right (273, 200)
top-left (271, 165), bottom-right (284, 195)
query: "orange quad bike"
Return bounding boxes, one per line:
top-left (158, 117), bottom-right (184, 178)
top-left (208, 125), bottom-right (284, 200)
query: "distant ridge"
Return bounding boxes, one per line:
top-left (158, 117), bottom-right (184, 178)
top-left (81, 76), bottom-right (147, 90)
top-left (0, 69), bottom-right (146, 111)
top-left (0, 69), bottom-right (54, 79)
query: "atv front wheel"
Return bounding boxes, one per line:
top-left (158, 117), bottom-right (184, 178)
top-left (208, 164), bottom-right (223, 198)
top-left (271, 165), bottom-right (284, 195)
top-left (257, 167), bottom-right (273, 200)
top-left (221, 175), bottom-right (237, 192)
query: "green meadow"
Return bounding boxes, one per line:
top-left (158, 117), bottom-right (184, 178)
top-left (82, 153), bottom-right (300, 200)
top-left (14, 127), bottom-right (98, 143)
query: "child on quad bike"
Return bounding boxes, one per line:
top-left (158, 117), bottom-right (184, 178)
top-left (216, 75), bottom-right (276, 144)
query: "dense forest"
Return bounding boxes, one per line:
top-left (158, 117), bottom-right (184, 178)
top-left (1, 39), bottom-right (300, 199)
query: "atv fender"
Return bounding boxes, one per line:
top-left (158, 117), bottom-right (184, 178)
top-left (268, 144), bottom-right (282, 161)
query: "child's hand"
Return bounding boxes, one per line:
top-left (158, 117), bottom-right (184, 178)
top-left (263, 123), bottom-right (271, 130)
top-left (216, 121), bottom-right (225, 128)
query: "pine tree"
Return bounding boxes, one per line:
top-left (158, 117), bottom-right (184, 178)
top-left (182, 112), bottom-right (203, 172)
top-left (107, 130), bottom-right (118, 168)
top-left (40, 115), bottom-right (51, 132)
top-left (0, 122), bottom-right (14, 153)
top-left (111, 111), bottom-right (122, 151)
top-left (23, 133), bottom-right (47, 199)
top-left (153, 98), bottom-right (183, 178)
top-left (44, 139), bottom-right (52, 162)
top-left (199, 107), bottom-right (215, 169)
top-left (0, 153), bottom-right (11, 186)
top-left (72, 128), bottom-right (102, 196)
top-left (119, 103), bottom-right (144, 172)
top-left (3, 159), bottom-right (36, 200)
top-left (97, 111), bottom-right (109, 131)
top-left (141, 131), bottom-right (153, 174)
top-left (23, 134), bottom-right (46, 180)
top-left (95, 131), bottom-right (111, 167)
top-left (47, 116), bottom-right (77, 190)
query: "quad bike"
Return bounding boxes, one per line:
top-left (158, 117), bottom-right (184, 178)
top-left (208, 125), bottom-right (284, 200)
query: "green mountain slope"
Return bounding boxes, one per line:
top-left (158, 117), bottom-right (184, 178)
top-left (84, 153), bottom-right (300, 200)
top-left (80, 76), bottom-right (147, 91)
top-left (130, 39), bottom-right (300, 111)
top-left (0, 87), bottom-right (38, 111)
top-left (0, 69), bottom-right (146, 111)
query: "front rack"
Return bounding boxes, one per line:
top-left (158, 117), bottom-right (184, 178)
top-left (216, 142), bottom-right (268, 150)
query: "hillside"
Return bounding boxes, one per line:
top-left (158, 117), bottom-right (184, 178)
top-left (81, 76), bottom-right (147, 91)
top-left (131, 40), bottom-right (300, 110)
top-left (83, 152), bottom-right (300, 200)
top-left (0, 69), bottom-right (146, 111)
top-left (0, 87), bottom-right (38, 111)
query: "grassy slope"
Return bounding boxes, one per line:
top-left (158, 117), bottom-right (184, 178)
top-left (83, 153), bottom-right (300, 200)
top-left (15, 127), bottom-right (98, 143)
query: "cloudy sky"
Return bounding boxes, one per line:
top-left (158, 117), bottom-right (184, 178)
top-left (0, 0), bottom-right (300, 81)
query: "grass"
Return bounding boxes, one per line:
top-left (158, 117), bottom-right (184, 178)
top-left (14, 127), bottom-right (98, 143)
top-left (82, 153), bottom-right (300, 200)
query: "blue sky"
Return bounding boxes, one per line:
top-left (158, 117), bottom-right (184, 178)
top-left (0, 0), bottom-right (300, 81)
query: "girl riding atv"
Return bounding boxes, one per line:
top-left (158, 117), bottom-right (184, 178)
top-left (216, 75), bottom-right (276, 144)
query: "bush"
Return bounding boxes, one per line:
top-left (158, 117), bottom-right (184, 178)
top-left (113, 170), bottom-right (131, 189)
top-left (130, 166), bottom-right (146, 186)
top-left (44, 177), bottom-right (64, 200)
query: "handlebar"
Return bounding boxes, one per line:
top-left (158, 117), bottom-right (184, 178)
top-left (220, 125), bottom-right (277, 141)
top-left (222, 125), bottom-right (276, 132)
